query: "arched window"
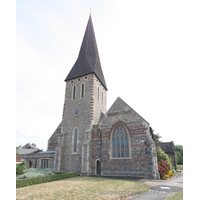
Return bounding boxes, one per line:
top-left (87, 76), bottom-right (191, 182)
top-left (73, 128), bottom-right (78, 152)
top-left (81, 84), bottom-right (84, 98)
top-left (73, 86), bottom-right (76, 100)
top-left (112, 125), bottom-right (129, 158)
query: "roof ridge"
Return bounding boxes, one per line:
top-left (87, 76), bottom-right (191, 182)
top-left (85, 15), bottom-right (94, 72)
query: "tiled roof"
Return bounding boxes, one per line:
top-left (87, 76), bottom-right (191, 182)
top-left (22, 142), bottom-right (38, 149)
top-left (65, 15), bottom-right (107, 90)
top-left (16, 149), bottom-right (39, 155)
top-left (156, 141), bottom-right (175, 153)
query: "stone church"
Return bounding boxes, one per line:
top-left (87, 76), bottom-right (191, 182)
top-left (25, 15), bottom-right (160, 179)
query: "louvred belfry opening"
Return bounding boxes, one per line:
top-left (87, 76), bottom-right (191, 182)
top-left (65, 15), bottom-right (107, 91)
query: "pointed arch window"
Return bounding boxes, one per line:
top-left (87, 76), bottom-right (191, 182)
top-left (73, 128), bottom-right (78, 152)
top-left (73, 86), bottom-right (76, 100)
top-left (81, 84), bottom-right (84, 98)
top-left (112, 125), bottom-right (129, 158)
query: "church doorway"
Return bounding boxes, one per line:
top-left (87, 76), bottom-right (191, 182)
top-left (96, 160), bottom-right (101, 176)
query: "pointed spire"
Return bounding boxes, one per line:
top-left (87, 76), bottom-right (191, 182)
top-left (65, 15), bottom-right (107, 90)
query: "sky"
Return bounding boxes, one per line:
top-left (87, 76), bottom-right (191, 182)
top-left (15, 0), bottom-right (200, 151)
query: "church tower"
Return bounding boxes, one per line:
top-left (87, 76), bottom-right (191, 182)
top-left (54, 15), bottom-right (107, 174)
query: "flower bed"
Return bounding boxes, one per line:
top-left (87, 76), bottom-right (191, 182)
top-left (161, 170), bottom-right (174, 179)
top-left (158, 159), bottom-right (175, 179)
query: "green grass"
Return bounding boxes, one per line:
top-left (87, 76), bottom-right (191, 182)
top-left (177, 165), bottom-right (183, 171)
top-left (16, 176), bottom-right (150, 200)
top-left (166, 189), bottom-right (183, 200)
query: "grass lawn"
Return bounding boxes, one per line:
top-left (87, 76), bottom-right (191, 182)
top-left (16, 176), bottom-right (150, 200)
top-left (166, 189), bottom-right (183, 200)
top-left (177, 165), bottom-right (183, 171)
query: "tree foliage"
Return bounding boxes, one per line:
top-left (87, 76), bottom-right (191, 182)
top-left (175, 145), bottom-right (183, 164)
top-left (16, 145), bottom-right (22, 157)
top-left (16, 162), bottom-right (27, 176)
top-left (153, 133), bottom-right (162, 142)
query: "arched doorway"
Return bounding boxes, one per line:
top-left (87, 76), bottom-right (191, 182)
top-left (96, 160), bottom-right (101, 176)
top-left (29, 160), bottom-right (32, 168)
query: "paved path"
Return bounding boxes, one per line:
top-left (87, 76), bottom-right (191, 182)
top-left (128, 171), bottom-right (183, 200)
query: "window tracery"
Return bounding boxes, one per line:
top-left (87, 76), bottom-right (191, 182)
top-left (112, 125), bottom-right (129, 158)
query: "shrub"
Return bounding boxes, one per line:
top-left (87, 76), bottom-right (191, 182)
top-left (17, 168), bottom-right (55, 179)
top-left (158, 159), bottom-right (170, 178)
top-left (157, 146), bottom-right (173, 171)
top-left (16, 162), bottom-right (27, 176)
top-left (16, 172), bottom-right (77, 188)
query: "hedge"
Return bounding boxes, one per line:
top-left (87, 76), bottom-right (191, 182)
top-left (16, 172), bottom-right (77, 188)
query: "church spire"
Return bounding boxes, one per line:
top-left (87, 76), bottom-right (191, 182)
top-left (65, 15), bottom-right (107, 90)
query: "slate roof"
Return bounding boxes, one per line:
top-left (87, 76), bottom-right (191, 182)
top-left (16, 149), bottom-right (40, 155)
top-left (156, 141), bottom-right (175, 153)
top-left (65, 15), bottom-right (107, 90)
top-left (22, 142), bottom-right (38, 149)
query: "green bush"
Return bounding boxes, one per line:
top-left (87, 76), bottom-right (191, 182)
top-left (175, 145), bottom-right (183, 165)
top-left (54, 171), bottom-right (66, 174)
top-left (157, 146), bottom-right (173, 170)
top-left (17, 168), bottom-right (55, 179)
top-left (16, 172), bottom-right (77, 188)
top-left (16, 162), bottom-right (27, 176)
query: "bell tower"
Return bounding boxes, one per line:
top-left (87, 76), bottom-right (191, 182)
top-left (54, 15), bottom-right (107, 174)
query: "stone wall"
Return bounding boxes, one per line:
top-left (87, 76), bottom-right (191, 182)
top-left (25, 152), bottom-right (55, 169)
top-left (90, 97), bottom-right (160, 179)
top-left (47, 122), bottom-right (62, 151)
top-left (56, 73), bottom-right (107, 174)
top-left (92, 74), bottom-right (107, 125)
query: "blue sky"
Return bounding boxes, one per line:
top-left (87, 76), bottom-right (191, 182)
top-left (15, 0), bottom-right (200, 151)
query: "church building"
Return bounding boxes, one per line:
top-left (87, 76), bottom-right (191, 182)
top-left (25, 15), bottom-right (160, 179)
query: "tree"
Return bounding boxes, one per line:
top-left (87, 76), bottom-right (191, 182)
top-left (175, 145), bottom-right (183, 155)
top-left (175, 145), bottom-right (183, 165)
top-left (16, 145), bottom-right (22, 157)
top-left (153, 133), bottom-right (162, 142)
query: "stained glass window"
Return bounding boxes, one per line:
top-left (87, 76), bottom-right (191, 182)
top-left (74, 128), bottom-right (78, 152)
top-left (112, 125), bottom-right (129, 158)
